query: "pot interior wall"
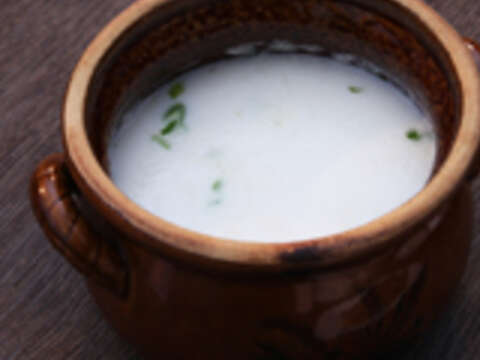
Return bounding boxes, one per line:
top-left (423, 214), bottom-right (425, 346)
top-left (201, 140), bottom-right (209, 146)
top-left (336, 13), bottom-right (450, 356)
top-left (84, 0), bottom-right (461, 175)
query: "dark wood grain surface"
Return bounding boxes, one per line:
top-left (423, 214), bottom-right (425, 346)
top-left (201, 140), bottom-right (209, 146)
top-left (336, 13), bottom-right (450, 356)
top-left (2, 1), bottom-right (480, 359)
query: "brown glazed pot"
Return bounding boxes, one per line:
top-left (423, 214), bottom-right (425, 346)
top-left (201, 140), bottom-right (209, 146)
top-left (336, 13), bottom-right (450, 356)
top-left (30, 0), bottom-right (480, 358)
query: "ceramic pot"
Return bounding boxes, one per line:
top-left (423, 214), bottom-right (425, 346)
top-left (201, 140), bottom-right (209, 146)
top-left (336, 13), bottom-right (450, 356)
top-left (30, 0), bottom-right (480, 358)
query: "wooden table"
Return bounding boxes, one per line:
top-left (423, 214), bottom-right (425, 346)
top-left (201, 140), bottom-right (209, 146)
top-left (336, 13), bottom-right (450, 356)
top-left (2, 1), bottom-right (480, 359)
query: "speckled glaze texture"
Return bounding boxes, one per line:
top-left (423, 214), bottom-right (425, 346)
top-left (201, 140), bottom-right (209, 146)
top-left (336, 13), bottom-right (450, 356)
top-left (30, 0), bottom-right (480, 359)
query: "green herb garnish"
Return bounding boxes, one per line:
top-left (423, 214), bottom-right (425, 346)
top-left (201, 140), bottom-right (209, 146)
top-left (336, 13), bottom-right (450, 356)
top-left (349, 86), bottom-right (364, 94)
top-left (212, 179), bottom-right (223, 191)
top-left (152, 134), bottom-right (171, 149)
top-left (169, 83), bottom-right (185, 99)
top-left (164, 103), bottom-right (186, 124)
top-left (406, 129), bottom-right (422, 141)
top-left (161, 120), bottom-right (179, 135)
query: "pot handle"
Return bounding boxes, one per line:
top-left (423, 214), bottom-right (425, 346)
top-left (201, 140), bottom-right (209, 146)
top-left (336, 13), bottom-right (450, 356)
top-left (30, 153), bottom-right (128, 296)
top-left (465, 37), bottom-right (480, 182)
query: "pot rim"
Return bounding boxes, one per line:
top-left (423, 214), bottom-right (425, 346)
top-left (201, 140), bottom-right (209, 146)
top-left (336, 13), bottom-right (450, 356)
top-left (63, 0), bottom-right (480, 267)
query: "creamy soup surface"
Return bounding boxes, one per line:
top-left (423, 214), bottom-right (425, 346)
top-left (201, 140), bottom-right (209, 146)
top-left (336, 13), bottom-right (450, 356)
top-left (108, 53), bottom-right (436, 243)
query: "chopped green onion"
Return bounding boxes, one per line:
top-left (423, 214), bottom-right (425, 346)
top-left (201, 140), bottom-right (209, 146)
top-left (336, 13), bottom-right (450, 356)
top-left (406, 129), bottom-right (422, 141)
top-left (164, 103), bottom-right (186, 124)
top-left (151, 134), bottom-right (171, 149)
top-left (348, 86), bottom-right (364, 94)
top-left (169, 83), bottom-right (185, 99)
top-left (212, 179), bottom-right (223, 191)
top-left (161, 120), bottom-right (178, 135)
